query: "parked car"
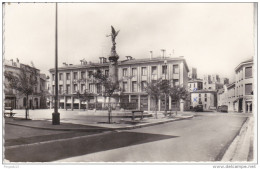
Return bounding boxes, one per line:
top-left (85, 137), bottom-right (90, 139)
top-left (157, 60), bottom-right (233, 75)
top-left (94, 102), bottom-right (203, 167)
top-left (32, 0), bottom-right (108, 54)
top-left (218, 105), bottom-right (228, 113)
top-left (194, 104), bottom-right (203, 112)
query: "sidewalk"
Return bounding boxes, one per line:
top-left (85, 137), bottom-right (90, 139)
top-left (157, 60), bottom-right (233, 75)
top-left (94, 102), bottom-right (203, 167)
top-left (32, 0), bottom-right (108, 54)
top-left (5, 112), bottom-right (194, 131)
top-left (221, 116), bottom-right (254, 162)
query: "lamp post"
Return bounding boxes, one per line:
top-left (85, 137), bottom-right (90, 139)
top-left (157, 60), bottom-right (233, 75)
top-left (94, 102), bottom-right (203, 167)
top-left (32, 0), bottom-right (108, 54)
top-left (52, 3), bottom-right (60, 125)
top-left (164, 60), bottom-right (168, 116)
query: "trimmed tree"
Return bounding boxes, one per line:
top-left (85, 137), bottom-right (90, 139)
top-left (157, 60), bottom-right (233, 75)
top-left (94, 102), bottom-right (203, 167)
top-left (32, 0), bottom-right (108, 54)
top-left (169, 85), bottom-right (189, 115)
top-left (93, 69), bottom-right (120, 123)
top-left (144, 78), bottom-right (170, 118)
top-left (4, 65), bottom-right (38, 119)
top-left (75, 89), bottom-right (93, 111)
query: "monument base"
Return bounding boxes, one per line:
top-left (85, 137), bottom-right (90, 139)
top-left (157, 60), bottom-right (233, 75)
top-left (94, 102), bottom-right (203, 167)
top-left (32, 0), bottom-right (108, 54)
top-left (52, 112), bottom-right (60, 125)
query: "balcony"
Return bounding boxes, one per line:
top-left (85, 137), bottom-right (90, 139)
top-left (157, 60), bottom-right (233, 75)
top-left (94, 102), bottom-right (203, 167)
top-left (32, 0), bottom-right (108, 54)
top-left (151, 74), bottom-right (157, 80)
top-left (173, 74), bottom-right (179, 79)
top-left (141, 76), bottom-right (147, 81)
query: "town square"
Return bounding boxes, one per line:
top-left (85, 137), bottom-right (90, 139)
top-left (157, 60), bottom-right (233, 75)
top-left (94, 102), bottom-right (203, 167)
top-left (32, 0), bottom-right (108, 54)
top-left (2, 2), bottom-right (257, 168)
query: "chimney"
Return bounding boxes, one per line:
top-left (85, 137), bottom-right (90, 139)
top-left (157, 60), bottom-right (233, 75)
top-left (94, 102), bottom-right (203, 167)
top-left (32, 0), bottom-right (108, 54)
top-left (149, 51), bottom-right (153, 59)
top-left (103, 58), bottom-right (107, 63)
top-left (99, 57), bottom-right (104, 64)
top-left (126, 56), bottom-right (132, 60)
top-left (63, 62), bottom-right (68, 66)
top-left (161, 49), bottom-right (165, 58)
top-left (16, 58), bottom-right (19, 63)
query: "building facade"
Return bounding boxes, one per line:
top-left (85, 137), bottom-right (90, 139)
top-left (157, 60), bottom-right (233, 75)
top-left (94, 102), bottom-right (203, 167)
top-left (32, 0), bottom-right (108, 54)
top-left (234, 58), bottom-right (253, 113)
top-left (217, 58), bottom-right (253, 113)
top-left (4, 59), bottom-right (48, 109)
top-left (49, 56), bottom-right (190, 112)
top-left (188, 79), bottom-right (203, 92)
top-left (190, 90), bottom-right (216, 110)
top-left (188, 67), bottom-right (197, 80)
top-left (203, 74), bottom-right (225, 91)
top-left (217, 82), bottom-right (236, 111)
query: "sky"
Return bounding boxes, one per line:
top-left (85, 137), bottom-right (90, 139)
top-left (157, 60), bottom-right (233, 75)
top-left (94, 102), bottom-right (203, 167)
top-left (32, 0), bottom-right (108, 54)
top-left (4, 2), bottom-right (256, 82)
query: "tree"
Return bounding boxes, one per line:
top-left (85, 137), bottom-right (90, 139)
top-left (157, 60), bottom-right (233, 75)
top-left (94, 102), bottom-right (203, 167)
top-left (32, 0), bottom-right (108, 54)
top-left (4, 65), bottom-right (38, 119)
top-left (144, 78), bottom-right (170, 118)
top-left (169, 85), bottom-right (189, 115)
top-left (75, 89), bottom-right (93, 111)
top-left (93, 69), bottom-right (120, 123)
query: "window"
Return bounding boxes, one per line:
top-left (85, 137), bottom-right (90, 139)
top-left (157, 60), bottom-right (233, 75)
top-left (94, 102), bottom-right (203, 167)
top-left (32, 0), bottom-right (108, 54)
top-left (141, 67), bottom-right (147, 76)
top-left (59, 85), bottom-right (63, 94)
top-left (151, 66), bottom-right (157, 75)
top-left (66, 85), bottom-right (70, 94)
top-left (205, 98), bottom-right (207, 102)
top-left (194, 83), bottom-right (195, 87)
top-left (81, 71), bottom-right (85, 79)
top-left (132, 68), bottom-right (137, 76)
top-left (105, 70), bottom-right (109, 76)
top-left (245, 84), bottom-right (253, 95)
top-left (123, 82), bottom-right (128, 92)
top-left (88, 71), bottom-right (93, 78)
top-left (132, 81), bottom-right (137, 92)
top-left (97, 84), bottom-right (102, 93)
top-left (162, 65), bottom-right (167, 74)
top-left (199, 94), bottom-right (201, 97)
top-left (245, 67), bottom-right (252, 78)
top-left (199, 98), bottom-right (202, 103)
top-left (52, 85), bottom-right (55, 94)
top-left (52, 74), bottom-right (55, 81)
top-left (66, 73), bottom-right (70, 80)
top-left (73, 84), bottom-right (78, 92)
top-left (123, 68), bottom-right (128, 76)
top-left (89, 84), bottom-right (94, 92)
top-left (205, 93), bottom-right (207, 97)
top-left (173, 65), bottom-right (179, 74)
top-left (173, 79), bottom-right (179, 86)
top-left (81, 84), bottom-right (85, 92)
top-left (73, 72), bottom-right (78, 80)
top-left (141, 81), bottom-right (147, 91)
top-left (59, 73), bottom-right (63, 80)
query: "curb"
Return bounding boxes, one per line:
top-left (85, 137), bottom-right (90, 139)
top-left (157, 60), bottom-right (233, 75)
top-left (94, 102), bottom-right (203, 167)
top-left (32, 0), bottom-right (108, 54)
top-left (5, 115), bottom-right (194, 132)
top-left (221, 116), bottom-right (253, 161)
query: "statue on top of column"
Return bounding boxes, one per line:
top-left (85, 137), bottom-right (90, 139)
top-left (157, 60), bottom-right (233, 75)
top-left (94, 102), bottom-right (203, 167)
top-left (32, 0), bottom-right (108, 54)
top-left (107, 26), bottom-right (120, 60)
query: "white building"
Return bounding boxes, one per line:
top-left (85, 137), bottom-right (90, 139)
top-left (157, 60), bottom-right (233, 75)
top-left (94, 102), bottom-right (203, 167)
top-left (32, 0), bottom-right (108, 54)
top-left (234, 58), bottom-right (253, 113)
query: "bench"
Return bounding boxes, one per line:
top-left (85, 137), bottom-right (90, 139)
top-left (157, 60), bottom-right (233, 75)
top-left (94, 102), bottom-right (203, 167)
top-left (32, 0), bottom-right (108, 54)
top-left (4, 107), bottom-right (16, 117)
top-left (163, 111), bottom-right (174, 117)
top-left (132, 110), bottom-right (144, 121)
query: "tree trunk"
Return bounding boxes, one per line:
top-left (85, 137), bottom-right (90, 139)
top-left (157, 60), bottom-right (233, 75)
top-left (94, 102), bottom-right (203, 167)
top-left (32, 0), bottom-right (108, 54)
top-left (155, 97), bottom-right (158, 119)
top-left (108, 97), bottom-right (111, 124)
top-left (25, 94), bottom-right (29, 119)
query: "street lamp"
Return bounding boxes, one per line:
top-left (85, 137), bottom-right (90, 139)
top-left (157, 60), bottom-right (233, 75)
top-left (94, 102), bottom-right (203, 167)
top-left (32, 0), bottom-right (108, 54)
top-left (52, 3), bottom-right (60, 125)
top-left (164, 59), bottom-right (168, 116)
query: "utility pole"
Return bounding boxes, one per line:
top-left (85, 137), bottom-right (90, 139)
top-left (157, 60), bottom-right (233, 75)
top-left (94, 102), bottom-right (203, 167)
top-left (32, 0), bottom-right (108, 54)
top-left (52, 2), bottom-right (60, 125)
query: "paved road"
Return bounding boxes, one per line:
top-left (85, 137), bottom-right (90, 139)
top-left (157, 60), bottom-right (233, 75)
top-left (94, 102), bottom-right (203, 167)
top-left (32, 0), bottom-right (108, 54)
top-left (5, 113), bottom-right (248, 162)
top-left (55, 113), bottom-right (247, 162)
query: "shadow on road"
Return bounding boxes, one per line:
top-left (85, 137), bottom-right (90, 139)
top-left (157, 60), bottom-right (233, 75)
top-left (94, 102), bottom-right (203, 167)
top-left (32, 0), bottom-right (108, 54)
top-left (5, 131), bottom-right (178, 162)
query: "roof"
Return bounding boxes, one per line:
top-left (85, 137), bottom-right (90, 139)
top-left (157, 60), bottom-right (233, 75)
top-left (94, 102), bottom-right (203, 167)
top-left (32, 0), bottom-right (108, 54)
top-left (235, 58), bottom-right (253, 72)
top-left (226, 82), bottom-right (235, 89)
top-left (188, 79), bottom-right (203, 83)
top-left (49, 56), bottom-right (190, 72)
top-left (217, 88), bottom-right (225, 94)
top-left (190, 89), bottom-right (217, 94)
